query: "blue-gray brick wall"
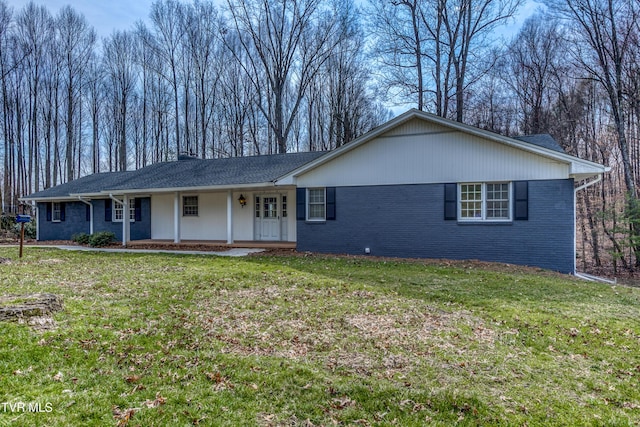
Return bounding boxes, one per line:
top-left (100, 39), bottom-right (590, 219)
top-left (296, 180), bottom-right (575, 273)
top-left (91, 198), bottom-right (151, 241)
top-left (38, 198), bottom-right (151, 241)
top-left (38, 201), bottom-right (90, 241)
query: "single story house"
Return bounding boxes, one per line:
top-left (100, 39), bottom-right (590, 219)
top-left (23, 109), bottom-right (609, 273)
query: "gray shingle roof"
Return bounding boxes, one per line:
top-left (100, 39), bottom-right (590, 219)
top-left (513, 134), bottom-right (565, 153)
top-left (23, 132), bottom-right (568, 201)
top-left (24, 151), bottom-right (326, 199)
top-left (24, 171), bottom-right (137, 199)
top-left (109, 151), bottom-right (326, 191)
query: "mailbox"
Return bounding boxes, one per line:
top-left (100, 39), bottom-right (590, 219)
top-left (16, 215), bottom-right (31, 223)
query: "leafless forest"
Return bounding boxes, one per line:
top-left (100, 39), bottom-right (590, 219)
top-left (1, 0), bottom-right (639, 273)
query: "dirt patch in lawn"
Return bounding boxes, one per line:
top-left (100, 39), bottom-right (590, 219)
top-left (198, 285), bottom-right (493, 376)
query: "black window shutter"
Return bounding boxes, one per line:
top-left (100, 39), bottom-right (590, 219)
top-left (59, 203), bottom-right (66, 222)
top-left (296, 188), bottom-right (306, 220)
top-left (105, 199), bottom-right (112, 222)
top-left (514, 181), bottom-right (528, 220)
top-left (326, 187), bottom-right (336, 220)
top-left (444, 183), bottom-right (457, 220)
top-left (86, 204), bottom-right (91, 221)
top-left (134, 199), bottom-right (142, 222)
top-left (46, 203), bottom-right (52, 222)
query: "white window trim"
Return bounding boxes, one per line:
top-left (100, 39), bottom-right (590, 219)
top-left (112, 198), bottom-right (136, 223)
top-left (52, 202), bottom-right (61, 223)
top-left (306, 188), bottom-right (326, 222)
top-left (458, 182), bottom-right (512, 222)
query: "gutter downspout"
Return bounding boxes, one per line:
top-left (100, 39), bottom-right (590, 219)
top-left (574, 175), bottom-right (603, 275)
top-left (77, 197), bottom-right (94, 235)
top-left (109, 194), bottom-right (128, 247)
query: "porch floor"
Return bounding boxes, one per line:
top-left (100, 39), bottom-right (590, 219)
top-left (129, 239), bottom-right (296, 250)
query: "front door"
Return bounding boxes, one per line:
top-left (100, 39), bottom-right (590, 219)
top-left (259, 195), bottom-right (280, 240)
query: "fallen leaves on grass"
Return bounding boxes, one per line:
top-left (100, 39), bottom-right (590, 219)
top-left (142, 392), bottom-right (166, 408)
top-left (113, 394), bottom-right (165, 426)
top-left (206, 371), bottom-right (234, 391)
top-left (198, 285), bottom-right (494, 376)
top-left (113, 406), bottom-right (137, 426)
top-left (13, 367), bottom-right (32, 375)
top-left (331, 396), bottom-right (356, 410)
top-left (125, 375), bottom-right (141, 383)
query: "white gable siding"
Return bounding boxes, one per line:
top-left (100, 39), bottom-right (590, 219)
top-left (295, 118), bottom-right (569, 187)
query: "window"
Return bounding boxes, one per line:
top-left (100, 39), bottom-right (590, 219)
top-left (459, 183), bottom-right (510, 221)
top-left (486, 183), bottom-right (510, 219)
top-left (460, 184), bottom-right (482, 219)
top-left (113, 198), bottom-right (136, 222)
top-left (52, 202), bottom-right (62, 222)
top-left (263, 196), bottom-right (278, 219)
top-left (282, 196), bottom-right (287, 218)
top-left (307, 188), bottom-right (326, 221)
top-left (183, 196), bottom-right (198, 216)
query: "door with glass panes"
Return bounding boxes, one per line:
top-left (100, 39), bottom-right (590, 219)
top-left (255, 195), bottom-right (287, 240)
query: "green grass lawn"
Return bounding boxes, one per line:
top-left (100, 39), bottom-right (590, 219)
top-left (0, 248), bottom-right (639, 426)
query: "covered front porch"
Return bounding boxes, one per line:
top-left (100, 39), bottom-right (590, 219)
top-left (114, 187), bottom-right (297, 246)
top-left (128, 239), bottom-right (296, 249)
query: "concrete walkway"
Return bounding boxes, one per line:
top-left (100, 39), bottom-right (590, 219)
top-left (22, 245), bottom-right (264, 257)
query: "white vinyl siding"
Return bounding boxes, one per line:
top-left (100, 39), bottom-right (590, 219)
top-left (294, 118), bottom-right (569, 188)
top-left (459, 183), bottom-right (511, 221)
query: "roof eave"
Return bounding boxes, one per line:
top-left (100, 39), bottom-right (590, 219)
top-left (20, 196), bottom-right (82, 202)
top-left (100, 181), bottom-right (282, 195)
top-left (21, 182), bottom-right (292, 201)
top-left (570, 165), bottom-right (611, 181)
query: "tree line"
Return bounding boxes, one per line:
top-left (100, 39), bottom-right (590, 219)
top-left (1, 0), bottom-right (639, 272)
top-left (0, 0), bottom-right (388, 208)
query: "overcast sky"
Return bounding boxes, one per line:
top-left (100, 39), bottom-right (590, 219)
top-left (5, 0), bottom-right (544, 39)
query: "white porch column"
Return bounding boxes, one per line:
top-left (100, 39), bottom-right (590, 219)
top-left (174, 192), bottom-right (181, 243)
top-left (89, 203), bottom-right (94, 235)
top-left (122, 194), bottom-right (130, 246)
top-left (227, 190), bottom-right (233, 244)
top-left (34, 202), bottom-right (39, 241)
